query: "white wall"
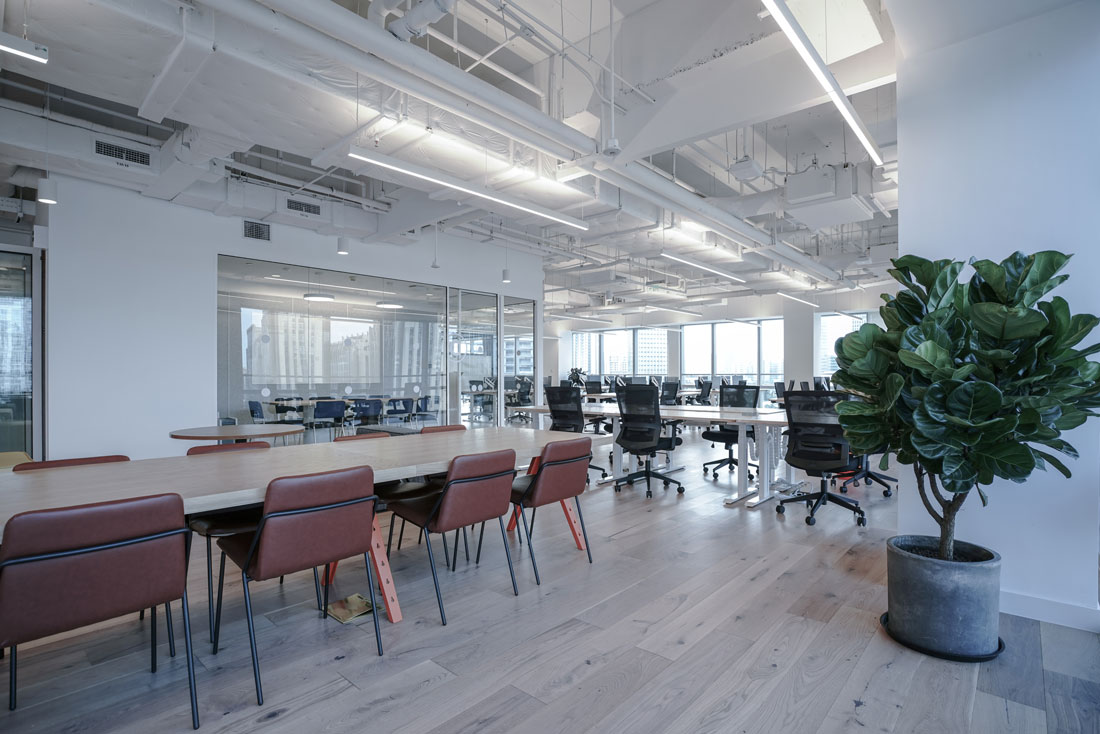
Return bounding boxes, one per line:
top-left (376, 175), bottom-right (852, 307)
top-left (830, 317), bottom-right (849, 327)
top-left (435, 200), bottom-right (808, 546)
top-left (782, 299), bottom-right (816, 388)
top-left (43, 176), bottom-right (543, 460)
top-left (894, 0), bottom-right (1100, 629)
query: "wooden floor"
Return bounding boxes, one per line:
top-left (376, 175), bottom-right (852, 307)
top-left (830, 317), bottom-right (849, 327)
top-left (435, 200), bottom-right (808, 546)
top-left (1, 435), bottom-right (1097, 733)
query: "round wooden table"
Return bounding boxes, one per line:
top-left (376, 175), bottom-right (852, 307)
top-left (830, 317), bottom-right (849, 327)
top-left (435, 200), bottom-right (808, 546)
top-left (168, 424), bottom-right (305, 443)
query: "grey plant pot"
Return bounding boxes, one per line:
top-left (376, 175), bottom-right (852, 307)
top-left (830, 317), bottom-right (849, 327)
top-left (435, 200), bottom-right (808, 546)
top-left (884, 535), bottom-right (1004, 662)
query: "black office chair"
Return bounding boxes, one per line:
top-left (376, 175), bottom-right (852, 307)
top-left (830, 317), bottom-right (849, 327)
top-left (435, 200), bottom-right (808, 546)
top-left (774, 381), bottom-right (786, 399)
top-left (686, 380), bottom-right (712, 405)
top-left (659, 381), bottom-right (680, 406)
top-left (800, 381), bottom-right (811, 391)
top-left (272, 397), bottom-right (303, 425)
top-left (813, 376), bottom-right (828, 391)
top-left (506, 380), bottom-right (533, 423)
top-left (775, 391), bottom-right (867, 526)
top-left (584, 380), bottom-right (603, 397)
top-left (701, 385), bottom-right (760, 479)
top-left (248, 401), bottom-right (266, 424)
top-left (613, 384), bottom-right (683, 498)
top-left (544, 386), bottom-right (609, 479)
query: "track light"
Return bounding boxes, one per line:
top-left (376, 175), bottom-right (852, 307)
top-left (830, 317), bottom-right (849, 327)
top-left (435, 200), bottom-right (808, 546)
top-left (659, 252), bottom-right (746, 283)
top-left (0, 31), bottom-right (48, 64)
top-left (36, 177), bottom-right (57, 205)
top-left (777, 291), bottom-right (820, 308)
top-left (348, 147), bottom-right (589, 231)
top-left (760, 0), bottom-right (884, 166)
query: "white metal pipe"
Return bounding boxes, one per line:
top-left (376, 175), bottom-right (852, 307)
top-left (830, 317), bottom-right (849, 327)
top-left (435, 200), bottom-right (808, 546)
top-left (253, 0), bottom-right (598, 158)
top-left (367, 0), bottom-right (403, 27)
top-left (389, 0), bottom-right (456, 41)
top-left (420, 26), bottom-right (543, 97)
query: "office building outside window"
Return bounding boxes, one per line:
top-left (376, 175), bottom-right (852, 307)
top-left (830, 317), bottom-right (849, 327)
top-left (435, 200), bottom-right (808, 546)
top-left (816, 313), bottom-right (867, 376)
top-left (635, 328), bottom-right (668, 376)
top-left (602, 329), bottom-right (633, 375)
top-left (571, 332), bottom-right (600, 375)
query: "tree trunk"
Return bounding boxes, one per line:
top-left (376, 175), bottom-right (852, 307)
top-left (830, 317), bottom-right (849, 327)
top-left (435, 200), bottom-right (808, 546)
top-left (914, 466), bottom-right (969, 561)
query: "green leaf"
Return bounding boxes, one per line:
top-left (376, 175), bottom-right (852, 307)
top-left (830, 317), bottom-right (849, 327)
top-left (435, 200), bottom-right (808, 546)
top-left (1017, 251), bottom-right (1071, 301)
top-left (971, 442), bottom-right (1037, 481)
top-left (970, 258), bottom-right (1007, 300)
top-left (835, 401), bottom-right (880, 416)
top-left (929, 262), bottom-right (963, 311)
top-left (971, 302), bottom-right (1049, 340)
top-left (951, 364), bottom-right (978, 381)
top-left (1032, 447), bottom-right (1072, 479)
top-left (945, 381), bottom-right (1002, 423)
top-left (882, 373), bottom-right (904, 410)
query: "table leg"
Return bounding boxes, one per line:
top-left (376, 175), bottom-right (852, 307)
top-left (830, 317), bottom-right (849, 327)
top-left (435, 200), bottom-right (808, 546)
top-left (560, 499), bottom-right (586, 551)
top-left (746, 422), bottom-right (775, 507)
top-left (723, 422), bottom-right (759, 505)
top-left (598, 417), bottom-right (623, 485)
top-left (368, 515), bottom-right (402, 623)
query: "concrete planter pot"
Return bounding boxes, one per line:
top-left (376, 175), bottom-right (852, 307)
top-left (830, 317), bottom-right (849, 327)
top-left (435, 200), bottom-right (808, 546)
top-left (883, 535), bottom-right (1005, 662)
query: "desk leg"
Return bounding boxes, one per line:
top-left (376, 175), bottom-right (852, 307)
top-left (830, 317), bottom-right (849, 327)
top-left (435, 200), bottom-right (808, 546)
top-left (368, 515), bottom-right (402, 623)
top-left (746, 423), bottom-right (774, 507)
top-left (723, 423), bottom-right (759, 505)
top-left (598, 416), bottom-right (623, 485)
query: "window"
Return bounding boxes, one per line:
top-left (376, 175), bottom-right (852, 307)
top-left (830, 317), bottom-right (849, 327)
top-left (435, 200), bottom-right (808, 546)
top-left (816, 313), bottom-right (867, 376)
top-left (715, 321), bottom-right (758, 380)
top-left (571, 332), bottom-right (600, 375)
top-left (759, 318), bottom-right (784, 399)
top-left (635, 328), bottom-right (669, 375)
top-left (602, 330), bottom-right (634, 375)
top-left (682, 324), bottom-right (712, 378)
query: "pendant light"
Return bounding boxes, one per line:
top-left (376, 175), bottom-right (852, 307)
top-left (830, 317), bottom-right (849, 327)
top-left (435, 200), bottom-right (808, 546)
top-left (431, 223), bottom-right (441, 268)
top-left (37, 83), bottom-right (56, 205)
top-left (501, 241), bottom-right (511, 283)
top-left (336, 237), bottom-right (351, 255)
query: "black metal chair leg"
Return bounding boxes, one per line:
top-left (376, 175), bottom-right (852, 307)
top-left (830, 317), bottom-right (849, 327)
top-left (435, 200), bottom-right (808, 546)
top-left (529, 507), bottom-right (536, 536)
top-left (498, 516), bottom-right (519, 596)
top-left (363, 553), bottom-right (383, 657)
top-left (475, 522), bottom-right (486, 564)
top-left (451, 529), bottom-right (460, 572)
top-left (8, 645), bottom-right (15, 711)
top-left (180, 591), bottom-right (200, 730)
top-left (313, 567), bottom-right (323, 611)
top-left (575, 497), bottom-right (593, 564)
top-left (441, 532), bottom-right (452, 570)
top-left (205, 535), bottom-right (214, 642)
top-left (517, 504), bottom-right (540, 585)
top-left (212, 552), bottom-right (226, 655)
top-left (423, 531), bottom-right (447, 625)
top-left (398, 518), bottom-right (408, 550)
top-left (150, 604), bottom-right (158, 673)
top-left (241, 574), bottom-right (263, 706)
top-left (139, 608), bottom-right (145, 621)
top-left (462, 527), bottom-right (470, 562)
top-left (165, 601), bottom-right (176, 658)
top-left (387, 516), bottom-right (396, 556)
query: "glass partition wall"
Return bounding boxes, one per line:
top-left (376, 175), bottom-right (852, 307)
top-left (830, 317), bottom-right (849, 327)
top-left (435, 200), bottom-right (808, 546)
top-left (448, 289), bottom-right (499, 429)
top-left (217, 256), bottom-right (447, 434)
top-left (502, 297), bottom-right (535, 422)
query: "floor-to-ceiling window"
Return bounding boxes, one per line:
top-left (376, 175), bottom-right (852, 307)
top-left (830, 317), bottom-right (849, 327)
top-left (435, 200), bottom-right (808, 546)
top-left (680, 318), bottom-right (785, 401)
top-left (681, 323), bottom-right (713, 385)
top-left (635, 328), bottom-right (669, 377)
top-left (601, 329), bottom-right (634, 376)
top-left (449, 289), bottom-right (498, 428)
top-left (0, 249), bottom-right (37, 457)
top-left (503, 297), bottom-right (535, 421)
top-left (815, 312), bottom-right (868, 377)
top-left (571, 332), bottom-right (600, 378)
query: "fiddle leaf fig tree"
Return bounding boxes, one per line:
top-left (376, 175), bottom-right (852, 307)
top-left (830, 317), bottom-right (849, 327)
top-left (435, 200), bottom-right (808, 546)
top-left (832, 251), bottom-right (1100, 560)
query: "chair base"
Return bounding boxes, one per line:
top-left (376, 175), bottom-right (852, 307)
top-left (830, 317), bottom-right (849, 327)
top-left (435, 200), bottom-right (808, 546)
top-left (841, 464), bottom-right (898, 497)
top-left (702, 446), bottom-right (757, 481)
top-left (614, 457), bottom-right (683, 499)
top-left (776, 476), bottom-right (866, 526)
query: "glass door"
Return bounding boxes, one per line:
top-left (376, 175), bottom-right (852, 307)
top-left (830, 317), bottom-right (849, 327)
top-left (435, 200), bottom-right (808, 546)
top-left (0, 250), bottom-right (37, 457)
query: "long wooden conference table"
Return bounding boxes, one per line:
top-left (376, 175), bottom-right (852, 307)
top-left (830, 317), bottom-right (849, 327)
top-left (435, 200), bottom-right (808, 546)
top-left (0, 427), bottom-right (604, 625)
top-left (527, 403), bottom-right (791, 507)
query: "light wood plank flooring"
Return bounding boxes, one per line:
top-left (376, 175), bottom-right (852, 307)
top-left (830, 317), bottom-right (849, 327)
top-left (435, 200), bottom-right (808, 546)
top-left (1, 434), bottom-right (1096, 733)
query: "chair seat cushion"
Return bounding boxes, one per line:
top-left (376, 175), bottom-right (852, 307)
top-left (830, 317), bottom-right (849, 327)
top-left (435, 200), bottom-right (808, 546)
top-left (375, 480), bottom-right (438, 503)
top-left (189, 507), bottom-right (262, 537)
top-left (388, 493), bottom-right (442, 530)
top-left (510, 474), bottom-right (534, 504)
top-left (216, 531), bottom-right (257, 576)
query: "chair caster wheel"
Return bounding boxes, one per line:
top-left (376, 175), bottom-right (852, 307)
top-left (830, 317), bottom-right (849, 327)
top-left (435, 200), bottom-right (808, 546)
top-left (776, 504), bottom-right (785, 514)
top-left (830, 478), bottom-right (837, 487)
top-left (614, 486), bottom-right (621, 493)
top-left (805, 516), bottom-right (816, 526)
top-left (712, 472), bottom-right (719, 479)
top-left (677, 487), bottom-right (685, 494)
top-left (748, 474), bottom-right (754, 481)
top-left (645, 490), bottom-right (653, 498)
top-left (883, 488), bottom-right (893, 497)
top-left (627, 479), bottom-right (634, 486)
top-left (865, 478), bottom-right (873, 486)
top-left (601, 472), bottom-right (608, 479)
top-left (839, 486), bottom-right (848, 494)
top-left (857, 515), bottom-right (867, 527)
top-left (663, 480), bottom-right (670, 487)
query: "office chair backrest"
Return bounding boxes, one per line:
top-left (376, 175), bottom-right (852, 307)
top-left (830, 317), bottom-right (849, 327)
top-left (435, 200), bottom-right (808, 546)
top-left (334, 432), bottom-right (387, 442)
top-left (560, 380), bottom-right (572, 387)
top-left (12, 455), bottom-right (130, 472)
top-left (545, 386), bottom-right (586, 432)
top-left (695, 377), bottom-right (703, 389)
top-left (248, 401), bottom-right (265, 422)
top-left (800, 381), bottom-right (811, 391)
top-left (782, 391), bottom-right (857, 475)
top-left (516, 380), bottom-right (532, 401)
top-left (698, 381), bottom-right (712, 401)
top-left (354, 399), bottom-right (383, 418)
top-left (187, 442), bottom-right (270, 456)
top-left (615, 375), bottom-right (626, 387)
top-left (430, 449), bottom-right (516, 533)
top-left (720, 376), bottom-right (730, 386)
top-left (660, 381), bottom-right (680, 405)
top-left (421, 424), bottom-right (466, 434)
top-left (774, 381), bottom-right (786, 398)
top-left (314, 400), bottom-right (346, 420)
top-left (615, 384), bottom-right (663, 452)
top-left (519, 437), bottom-right (592, 507)
top-left (813, 376), bottom-right (827, 391)
top-left (718, 384), bottom-right (760, 409)
top-left (584, 380), bottom-right (602, 395)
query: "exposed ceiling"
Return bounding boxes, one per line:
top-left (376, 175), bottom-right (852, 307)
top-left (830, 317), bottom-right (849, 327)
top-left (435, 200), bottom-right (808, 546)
top-left (0, 0), bottom-right (900, 324)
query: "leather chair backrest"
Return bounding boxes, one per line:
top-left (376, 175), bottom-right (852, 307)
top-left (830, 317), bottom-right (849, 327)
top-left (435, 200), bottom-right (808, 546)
top-left (334, 432), bottom-right (387, 442)
top-left (430, 449), bottom-right (516, 533)
top-left (250, 466), bottom-right (376, 581)
top-left (187, 441), bottom-right (270, 455)
top-left (521, 438), bottom-right (591, 508)
top-left (421, 424), bottom-right (466, 434)
top-left (0, 494), bottom-right (186, 647)
top-left (12, 455), bottom-right (130, 472)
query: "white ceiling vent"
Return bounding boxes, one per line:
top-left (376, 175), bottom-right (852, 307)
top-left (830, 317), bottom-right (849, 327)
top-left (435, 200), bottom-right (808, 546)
top-left (93, 139), bottom-right (152, 167)
top-left (243, 220), bottom-right (271, 241)
top-left (286, 198), bottom-right (322, 216)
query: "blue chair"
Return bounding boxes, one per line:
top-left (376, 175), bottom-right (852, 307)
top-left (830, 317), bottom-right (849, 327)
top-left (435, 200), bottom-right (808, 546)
top-left (248, 401), bottom-right (266, 424)
top-left (386, 398), bottom-right (414, 423)
top-left (413, 395), bottom-right (437, 424)
top-left (313, 400), bottom-right (347, 440)
top-left (352, 399), bottom-right (383, 428)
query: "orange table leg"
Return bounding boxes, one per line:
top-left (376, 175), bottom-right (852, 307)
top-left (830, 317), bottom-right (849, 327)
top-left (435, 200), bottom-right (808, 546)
top-left (368, 515), bottom-right (402, 623)
top-left (559, 499), bottom-right (587, 551)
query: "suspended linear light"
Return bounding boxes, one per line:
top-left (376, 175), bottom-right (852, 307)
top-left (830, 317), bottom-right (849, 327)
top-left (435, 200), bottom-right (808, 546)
top-left (659, 252), bottom-right (746, 283)
top-left (548, 314), bottom-right (613, 325)
top-left (649, 305), bottom-right (703, 317)
top-left (759, 0), bottom-right (884, 167)
top-left (375, 300), bottom-right (404, 309)
top-left (348, 147), bottom-right (589, 231)
top-left (777, 291), bottom-right (820, 308)
top-left (36, 177), bottom-right (57, 205)
top-left (0, 31), bottom-right (48, 64)
top-left (303, 293), bottom-right (336, 302)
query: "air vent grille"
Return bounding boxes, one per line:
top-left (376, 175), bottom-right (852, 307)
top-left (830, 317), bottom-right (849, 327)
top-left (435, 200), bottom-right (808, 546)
top-left (94, 140), bottom-right (151, 166)
top-left (243, 220), bottom-right (271, 241)
top-left (286, 199), bottom-right (321, 216)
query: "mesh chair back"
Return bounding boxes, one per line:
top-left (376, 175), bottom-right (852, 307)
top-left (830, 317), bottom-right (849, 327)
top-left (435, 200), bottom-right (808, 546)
top-left (615, 384), bottom-right (662, 453)
top-left (782, 391), bottom-right (857, 475)
top-left (774, 381), bottom-right (786, 398)
top-left (545, 386), bottom-right (585, 432)
top-left (660, 381), bottom-right (680, 405)
top-left (584, 381), bottom-right (602, 395)
top-left (813, 376), bottom-right (827, 391)
top-left (354, 399), bottom-right (383, 419)
top-left (698, 381), bottom-right (712, 401)
top-left (516, 380), bottom-right (532, 404)
top-left (248, 401), bottom-right (265, 421)
top-left (718, 384), bottom-right (760, 408)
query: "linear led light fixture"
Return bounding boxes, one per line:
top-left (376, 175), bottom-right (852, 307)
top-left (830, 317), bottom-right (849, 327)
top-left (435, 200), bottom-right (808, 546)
top-left (0, 31), bottom-right (48, 64)
top-left (348, 146), bottom-right (589, 231)
top-left (303, 293), bottom-right (336, 302)
top-left (760, 0), bottom-right (883, 166)
top-left (777, 291), bottom-right (820, 308)
top-left (649, 305), bottom-right (703, 317)
top-left (659, 252), bottom-right (746, 283)
top-left (549, 314), bottom-right (614, 325)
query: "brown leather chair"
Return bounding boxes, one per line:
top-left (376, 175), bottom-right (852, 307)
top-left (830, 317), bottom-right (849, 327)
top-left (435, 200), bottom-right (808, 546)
top-left (11, 454), bottom-right (130, 472)
top-left (186, 441), bottom-right (271, 455)
top-left (420, 424), bottom-right (466, 434)
top-left (0, 494), bottom-right (199, 728)
top-left (333, 432), bottom-right (387, 442)
top-left (510, 438), bottom-right (594, 585)
top-left (388, 449), bottom-right (518, 625)
top-left (212, 465), bottom-right (381, 706)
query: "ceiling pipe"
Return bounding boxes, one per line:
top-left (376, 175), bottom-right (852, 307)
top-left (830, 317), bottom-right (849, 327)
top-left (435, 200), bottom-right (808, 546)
top-left (192, 0), bottom-right (580, 162)
top-left (252, 0), bottom-right (597, 159)
top-left (388, 0), bottom-right (456, 41)
top-left (367, 0), bottom-right (403, 27)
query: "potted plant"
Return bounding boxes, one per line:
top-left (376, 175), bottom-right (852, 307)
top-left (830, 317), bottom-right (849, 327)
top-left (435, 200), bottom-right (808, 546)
top-left (831, 250), bottom-right (1100, 661)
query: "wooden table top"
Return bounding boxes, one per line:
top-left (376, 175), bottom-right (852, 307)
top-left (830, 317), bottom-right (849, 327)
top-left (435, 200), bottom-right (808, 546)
top-left (529, 403), bottom-right (788, 426)
top-left (0, 427), bottom-right (610, 541)
top-left (169, 424), bottom-right (307, 440)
